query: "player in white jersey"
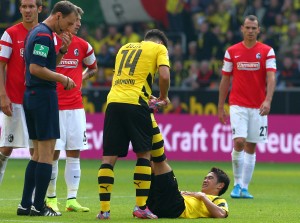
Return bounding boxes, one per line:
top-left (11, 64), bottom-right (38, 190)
top-left (45, 6), bottom-right (97, 212)
top-left (0, 0), bottom-right (42, 184)
top-left (218, 15), bottom-right (276, 199)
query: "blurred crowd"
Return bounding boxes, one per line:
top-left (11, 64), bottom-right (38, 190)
top-left (1, 0), bottom-right (300, 90)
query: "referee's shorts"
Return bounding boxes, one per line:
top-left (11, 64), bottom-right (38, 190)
top-left (23, 87), bottom-right (60, 140)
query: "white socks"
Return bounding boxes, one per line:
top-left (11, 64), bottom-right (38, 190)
top-left (46, 157), bottom-right (81, 199)
top-left (0, 152), bottom-right (9, 184)
top-left (47, 159), bottom-right (59, 197)
top-left (65, 157), bottom-right (81, 199)
top-left (242, 152), bottom-right (256, 189)
top-left (231, 149), bottom-right (244, 186)
top-left (231, 149), bottom-right (256, 189)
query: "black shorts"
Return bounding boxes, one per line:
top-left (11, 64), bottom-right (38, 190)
top-left (103, 103), bottom-right (152, 157)
top-left (23, 87), bottom-right (59, 140)
top-left (147, 171), bottom-right (185, 218)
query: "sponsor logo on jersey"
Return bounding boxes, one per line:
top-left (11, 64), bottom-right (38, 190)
top-left (237, 62), bottom-right (260, 70)
top-left (33, 44), bottom-right (49, 58)
top-left (57, 59), bottom-right (79, 68)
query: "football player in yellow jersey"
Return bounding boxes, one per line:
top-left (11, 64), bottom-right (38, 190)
top-left (147, 161), bottom-right (230, 219)
top-left (97, 29), bottom-right (170, 220)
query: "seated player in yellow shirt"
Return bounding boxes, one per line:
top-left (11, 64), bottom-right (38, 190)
top-left (147, 161), bottom-right (230, 218)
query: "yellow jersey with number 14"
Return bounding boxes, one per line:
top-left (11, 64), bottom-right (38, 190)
top-left (107, 41), bottom-right (170, 106)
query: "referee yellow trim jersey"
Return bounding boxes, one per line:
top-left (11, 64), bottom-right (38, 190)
top-left (180, 195), bottom-right (228, 218)
top-left (107, 41), bottom-right (170, 106)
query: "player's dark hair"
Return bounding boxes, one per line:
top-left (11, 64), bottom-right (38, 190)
top-left (51, 0), bottom-right (78, 17)
top-left (210, 167), bottom-right (230, 196)
top-left (36, 0), bottom-right (42, 7)
top-left (76, 6), bottom-right (84, 16)
top-left (144, 29), bottom-right (168, 48)
top-left (20, 0), bottom-right (43, 7)
top-left (243, 15), bottom-right (259, 27)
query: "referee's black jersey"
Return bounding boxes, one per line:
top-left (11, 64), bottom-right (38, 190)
top-left (24, 22), bottom-right (56, 88)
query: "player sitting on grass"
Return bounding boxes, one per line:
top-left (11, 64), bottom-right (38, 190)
top-left (147, 162), bottom-right (230, 218)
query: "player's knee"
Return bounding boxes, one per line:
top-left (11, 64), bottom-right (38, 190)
top-left (0, 147), bottom-right (13, 156)
top-left (65, 150), bottom-right (79, 158)
top-left (234, 138), bottom-right (246, 150)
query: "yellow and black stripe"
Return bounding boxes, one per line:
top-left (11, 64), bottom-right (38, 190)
top-left (98, 164), bottom-right (114, 212)
top-left (151, 113), bottom-right (166, 162)
top-left (134, 158), bottom-right (151, 207)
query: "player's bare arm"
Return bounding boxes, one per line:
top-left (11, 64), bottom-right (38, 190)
top-left (82, 66), bottom-right (98, 81)
top-left (218, 75), bottom-right (231, 124)
top-left (29, 63), bottom-right (76, 90)
top-left (184, 192), bottom-right (227, 218)
top-left (0, 61), bottom-right (12, 116)
top-left (158, 65), bottom-right (170, 101)
top-left (148, 65), bottom-right (170, 110)
top-left (197, 192), bottom-right (227, 218)
top-left (259, 71), bottom-right (276, 116)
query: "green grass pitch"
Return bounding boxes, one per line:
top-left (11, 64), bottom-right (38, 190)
top-left (0, 159), bottom-right (299, 223)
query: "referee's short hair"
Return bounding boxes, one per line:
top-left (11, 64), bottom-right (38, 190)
top-left (51, 0), bottom-right (78, 17)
